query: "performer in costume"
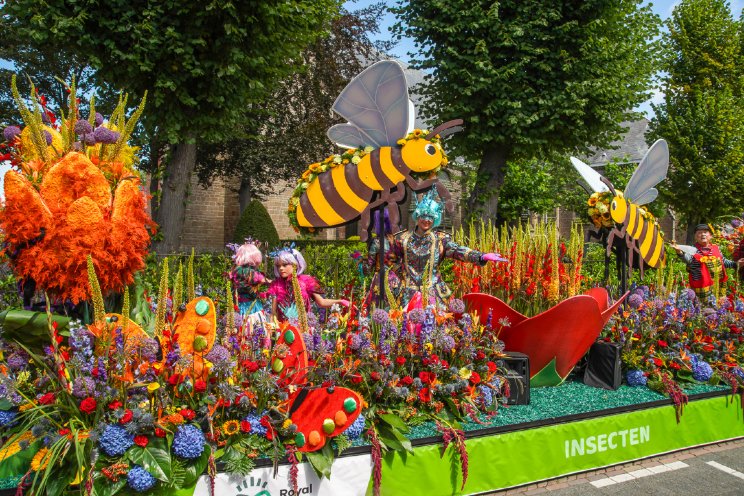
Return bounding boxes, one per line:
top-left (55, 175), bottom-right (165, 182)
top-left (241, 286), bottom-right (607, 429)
top-left (392, 191), bottom-right (507, 307)
top-left (673, 223), bottom-right (744, 299)
top-left (229, 241), bottom-right (269, 318)
top-left (365, 209), bottom-right (403, 306)
top-left (266, 247), bottom-right (349, 321)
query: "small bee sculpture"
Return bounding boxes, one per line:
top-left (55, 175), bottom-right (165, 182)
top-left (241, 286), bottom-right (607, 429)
top-left (288, 60), bottom-right (462, 240)
top-left (570, 139), bottom-right (670, 278)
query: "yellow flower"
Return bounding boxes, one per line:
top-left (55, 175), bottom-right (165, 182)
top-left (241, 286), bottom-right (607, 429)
top-left (458, 367), bottom-right (472, 380)
top-left (31, 447), bottom-right (51, 472)
top-left (0, 432), bottom-right (35, 461)
top-left (351, 156), bottom-right (361, 165)
top-left (424, 342), bottom-right (433, 352)
top-left (147, 382), bottom-right (160, 393)
top-left (282, 419), bottom-right (293, 429)
top-left (18, 403), bottom-right (35, 412)
top-left (222, 420), bottom-right (240, 436)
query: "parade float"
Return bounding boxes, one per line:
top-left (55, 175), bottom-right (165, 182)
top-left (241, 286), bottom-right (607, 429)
top-left (0, 63), bottom-right (742, 496)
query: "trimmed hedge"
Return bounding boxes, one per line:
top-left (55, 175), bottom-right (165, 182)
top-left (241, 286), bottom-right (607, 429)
top-left (233, 199), bottom-right (280, 248)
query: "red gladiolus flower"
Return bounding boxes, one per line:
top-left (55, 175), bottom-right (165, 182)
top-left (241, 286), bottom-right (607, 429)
top-left (180, 409), bottom-right (196, 421)
top-left (119, 409), bottom-right (133, 424)
top-left (134, 435), bottom-right (149, 447)
top-left (703, 344), bottom-right (715, 352)
top-left (108, 401), bottom-right (122, 410)
top-left (653, 358), bottom-right (663, 367)
top-left (395, 356), bottom-right (406, 366)
top-left (418, 387), bottom-right (432, 402)
top-left (59, 428), bottom-right (71, 436)
top-left (79, 397), bottom-right (97, 414)
top-left (657, 340), bottom-right (668, 348)
top-left (155, 428), bottom-right (167, 438)
top-left (168, 373), bottom-right (183, 386)
top-left (38, 392), bottom-right (56, 405)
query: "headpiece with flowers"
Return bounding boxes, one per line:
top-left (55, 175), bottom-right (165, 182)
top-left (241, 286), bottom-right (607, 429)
top-left (413, 189), bottom-right (444, 228)
top-left (0, 76), bottom-right (154, 303)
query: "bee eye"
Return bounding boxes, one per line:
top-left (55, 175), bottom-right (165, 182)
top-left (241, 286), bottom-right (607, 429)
top-left (611, 201), bottom-right (617, 210)
top-left (425, 144), bottom-right (436, 156)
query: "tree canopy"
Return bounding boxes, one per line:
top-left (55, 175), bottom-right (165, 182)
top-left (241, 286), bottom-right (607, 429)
top-left (392, 0), bottom-right (660, 221)
top-left (2, 0), bottom-right (342, 251)
top-left (648, 0), bottom-right (744, 242)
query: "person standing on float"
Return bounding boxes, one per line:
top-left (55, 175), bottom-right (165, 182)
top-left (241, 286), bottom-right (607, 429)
top-left (391, 190), bottom-right (507, 307)
top-left (673, 223), bottom-right (744, 299)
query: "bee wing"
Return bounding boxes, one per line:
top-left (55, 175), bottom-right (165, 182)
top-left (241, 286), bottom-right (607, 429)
top-left (288, 386), bottom-right (363, 452)
top-left (624, 139), bottom-right (669, 205)
top-left (630, 188), bottom-right (658, 206)
top-left (327, 123), bottom-right (366, 150)
top-left (570, 157), bottom-right (610, 193)
top-left (328, 60), bottom-right (410, 148)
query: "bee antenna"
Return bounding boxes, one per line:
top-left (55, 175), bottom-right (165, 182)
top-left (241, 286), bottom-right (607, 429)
top-left (426, 119), bottom-right (464, 140)
top-left (600, 176), bottom-right (617, 195)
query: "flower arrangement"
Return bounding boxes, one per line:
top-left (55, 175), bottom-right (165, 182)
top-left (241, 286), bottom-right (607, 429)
top-left (451, 221), bottom-right (584, 317)
top-left (587, 192), bottom-right (614, 229)
top-left (0, 255), bottom-right (510, 495)
top-left (603, 285), bottom-right (744, 420)
top-left (0, 77), bottom-right (154, 303)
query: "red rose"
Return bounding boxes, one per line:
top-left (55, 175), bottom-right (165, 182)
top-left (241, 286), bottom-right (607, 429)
top-left (418, 387), bottom-right (432, 402)
top-left (180, 409), bottom-right (196, 421)
top-left (469, 372), bottom-right (481, 385)
top-left (240, 420), bottom-right (252, 433)
top-left (669, 362), bottom-right (681, 370)
top-left (395, 357), bottom-right (406, 366)
top-left (194, 380), bottom-right (207, 393)
top-left (59, 428), bottom-right (71, 436)
top-left (168, 373), bottom-right (183, 386)
top-left (243, 361), bottom-right (260, 373)
top-left (108, 401), bottom-right (123, 410)
top-left (487, 361), bottom-right (497, 373)
top-left (38, 392), bottom-right (56, 405)
top-left (653, 358), bottom-right (663, 367)
top-left (401, 376), bottom-right (413, 386)
top-left (475, 351), bottom-right (486, 360)
top-left (134, 435), bottom-right (149, 447)
top-left (440, 360), bottom-right (449, 369)
top-left (79, 397), bottom-right (97, 414)
top-left (155, 428), bottom-right (167, 438)
top-left (370, 371), bottom-right (381, 381)
top-left (119, 409), bottom-right (133, 424)
top-left (350, 374), bottom-right (363, 384)
top-left (657, 340), bottom-right (668, 348)
top-left (429, 354), bottom-right (439, 365)
top-left (703, 344), bottom-right (715, 352)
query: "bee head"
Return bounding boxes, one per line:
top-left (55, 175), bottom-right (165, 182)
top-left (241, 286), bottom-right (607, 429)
top-left (401, 138), bottom-right (446, 173)
top-left (610, 194), bottom-right (627, 223)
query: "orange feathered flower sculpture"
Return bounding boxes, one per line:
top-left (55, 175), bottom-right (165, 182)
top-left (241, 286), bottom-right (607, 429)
top-left (1, 76), bottom-right (155, 303)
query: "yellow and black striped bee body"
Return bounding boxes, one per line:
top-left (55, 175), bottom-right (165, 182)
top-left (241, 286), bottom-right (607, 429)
top-left (571, 139), bottom-right (670, 279)
top-left (289, 60), bottom-right (462, 240)
top-left (610, 196), bottom-right (666, 271)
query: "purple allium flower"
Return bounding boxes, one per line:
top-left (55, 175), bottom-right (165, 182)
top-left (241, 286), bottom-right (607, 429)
top-left (371, 308), bottom-right (389, 325)
top-left (626, 370), bottom-right (647, 387)
top-left (3, 125), bottom-right (21, 142)
top-left (437, 334), bottom-right (456, 353)
top-left (343, 413), bottom-right (365, 440)
top-left (93, 126), bottom-right (120, 144)
top-left (731, 219), bottom-right (743, 228)
top-left (94, 112), bottom-right (104, 126)
top-left (74, 120), bottom-right (93, 135)
top-left (681, 288), bottom-right (697, 302)
top-left (350, 333), bottom-right (364, 351)
top-left (244, 411), bottom-right (268, 436)
top-left (43, 130), bottom-right (53, 145)
top-left (81, 133), bottom-right (96, 145)
top-left (204, 344), bottom-right (230, 364)
top-left (628, 293), bottom-right (643, 309)
top-left (448, 298), bottom-right (466, 314)
top-left (0, 410), bottom-right (18, 427)
top-left (127, 466), bottom-right (157, 492)
top-left (307, 312), bottom-right (320, 329)
top-left (172, 425), bottom-right (205, 459)
top-left (72, 376), bottom-right (96, 399)
top-left (408, 308), bottom-right (425, 324)
top-left (6, 353), bottom-right (28, 371)
top-left (99, 424), bottom-right (134, 456)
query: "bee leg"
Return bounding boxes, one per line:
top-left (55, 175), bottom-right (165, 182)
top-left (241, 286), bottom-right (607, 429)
top-left (359, 207), bottom-right (372, 242)
top-left (387, 187), bottom-right (406, 232)
top-left (434, 180), bottom-right (455, 213)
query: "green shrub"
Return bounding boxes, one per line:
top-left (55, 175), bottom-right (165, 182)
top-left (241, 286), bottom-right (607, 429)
top-left (234, 199), bottom-right (280, 248)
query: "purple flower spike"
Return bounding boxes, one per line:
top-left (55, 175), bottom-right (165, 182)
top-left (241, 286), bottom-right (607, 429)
top-left (3, 125), bottom-right (21, 142)
top-left (94, 126), bottom-right (119, 144)
top-left (74, 120), bottom-right (93, 135)
top-left (94, 112), bottom-right (104, 126)
top-left (43, 130), bottom-right (53, 145)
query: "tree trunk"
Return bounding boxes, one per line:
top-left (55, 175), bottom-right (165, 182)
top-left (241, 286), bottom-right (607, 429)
top-left (153, 142), bottom-right (197, 254)
top-left (238, 175), bottom-right (253, 214)
top-left (685, 216), bottom-right (701, 245)
top-left (466, 146), bottom-right (509, 222)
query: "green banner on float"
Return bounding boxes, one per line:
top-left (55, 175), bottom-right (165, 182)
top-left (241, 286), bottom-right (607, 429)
top-left (375, 396), bottom-right (744, 496)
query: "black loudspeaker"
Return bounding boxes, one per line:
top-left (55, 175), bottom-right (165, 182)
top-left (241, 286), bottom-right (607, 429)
top-left (501, 352), bottom-right (530, 405)
top-left (583, 341), bottom-right (622, 390)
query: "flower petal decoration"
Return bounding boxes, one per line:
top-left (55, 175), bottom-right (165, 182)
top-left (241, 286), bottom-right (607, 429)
top-left (464, 288), bottom-right (627, 386)
top-left (171, 297), bottom-right (217, 380)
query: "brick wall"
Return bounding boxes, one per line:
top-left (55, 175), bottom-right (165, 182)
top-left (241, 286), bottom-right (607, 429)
top-left (179, 175), bottom-right (228, 253)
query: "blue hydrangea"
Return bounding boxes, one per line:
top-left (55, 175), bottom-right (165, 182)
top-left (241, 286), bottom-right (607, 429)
top-left (691, 359), bottom-right (713, 382)
top-left (172, 425), bottom-right (205, 459)
top-left (343, 414), bottom-right (365, 440)
top-left (243, 412), bottom-right (268, 436)
top-left (626, 370), bottom-right (647, 387)
top-left (478, 385), bottom-right (494, 407)
top-left (127, 465), bottom-right (156, 492)
top-left (99, 424), bottom-right (134, 456)
top-left (0, 410), bottom-right (18, 427)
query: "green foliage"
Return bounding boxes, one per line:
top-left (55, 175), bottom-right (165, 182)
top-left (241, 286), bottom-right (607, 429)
top-left (233, 200), bottom-right (280, 249)
top-left (497, 158), bottom-right (562, 222)
top-left (649, 0), bottom-right (744, 240)
top-left (392, 0), bottom-right (661, 218)
top-left (298, 241), bottom-right (367, 299)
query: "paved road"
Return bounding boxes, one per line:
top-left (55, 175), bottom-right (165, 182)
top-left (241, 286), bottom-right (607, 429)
top-left (484, 438), bottom-right (744, 495)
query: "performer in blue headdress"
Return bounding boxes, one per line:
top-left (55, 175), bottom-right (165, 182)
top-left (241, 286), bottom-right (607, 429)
top-left (392, 190), bottom-right (506, 307)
